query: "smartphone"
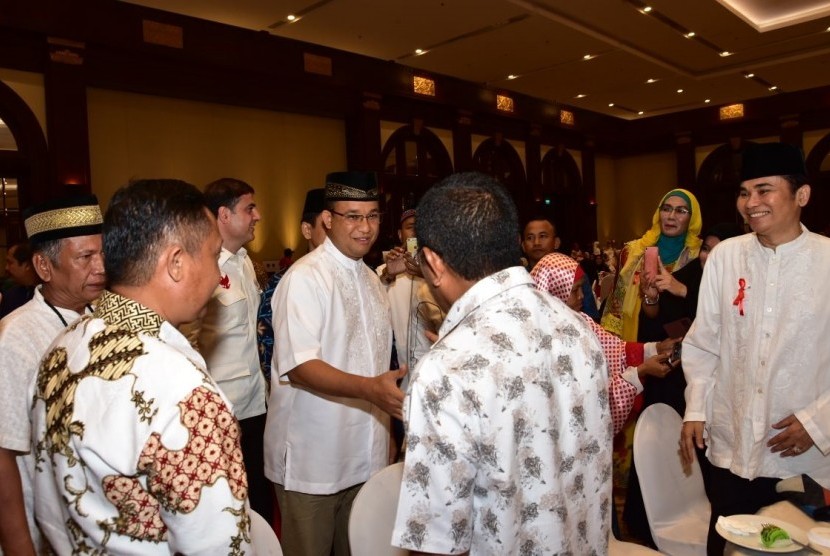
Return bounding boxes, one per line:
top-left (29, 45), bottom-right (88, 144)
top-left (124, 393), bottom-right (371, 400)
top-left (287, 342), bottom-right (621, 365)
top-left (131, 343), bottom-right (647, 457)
top-left (406, 237), bottom-right (418, 255)
top-left (644, 246), bottom-right (659, 279)
top-left (668, 342), bottom-right (682, 366)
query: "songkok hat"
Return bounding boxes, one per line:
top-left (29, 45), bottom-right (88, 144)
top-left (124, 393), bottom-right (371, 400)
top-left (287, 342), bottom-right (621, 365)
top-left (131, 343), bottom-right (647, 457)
top-left (400, 208), bottom-right (416, 224)
top-left (325, 171), bottom-right (379, 202)
top-left (741, 142), bottom-right (807, 182)
top-left (24, 194), bottom-right (103, 243)
top-left (302, 188), bottom-right (325, 216)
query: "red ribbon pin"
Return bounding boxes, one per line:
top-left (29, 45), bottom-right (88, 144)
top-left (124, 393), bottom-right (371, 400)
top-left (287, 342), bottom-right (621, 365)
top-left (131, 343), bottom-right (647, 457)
top-left (219, 274), bottom-right (231, 289)
top-left (732, 278), bottom-right (746, 316)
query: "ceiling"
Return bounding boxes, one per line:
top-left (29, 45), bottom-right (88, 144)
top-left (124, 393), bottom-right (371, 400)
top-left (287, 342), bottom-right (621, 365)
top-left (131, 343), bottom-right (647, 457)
top-left (121, 0), bottom-right (830, 120)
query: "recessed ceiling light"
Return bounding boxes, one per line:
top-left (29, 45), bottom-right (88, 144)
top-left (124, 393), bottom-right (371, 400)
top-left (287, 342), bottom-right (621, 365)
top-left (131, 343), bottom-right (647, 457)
top-left (745, 73), bottom-right (755, 78)
top-left (415, 48), bottom-right (426, 55)
top-left (643, 6), bottom-right (653, 13)
top-left (608, 103), bottom-right (615, 107)
top-left (646, 78), bottom-right (657, 84)
top-left (638, 111), bottom-right (644, 115)
top-left (507, 74), bottom-right (517, 80)
top-left (705, 99), bottom-right (711, 103)
top-left (287, 14), bottom-right (297, 21)
top-left (677, 89), bottom-right (684, 93)
top-left (720, 51), bottom-right (732, 57)
top-left (685, 32), bottom-right (696, 38)
top-left (575, 93), bottom-right (587, 98)
top-left (583, 54), bottom-right (594, 60)
top-left (769, 85), bottom-right (778, 91)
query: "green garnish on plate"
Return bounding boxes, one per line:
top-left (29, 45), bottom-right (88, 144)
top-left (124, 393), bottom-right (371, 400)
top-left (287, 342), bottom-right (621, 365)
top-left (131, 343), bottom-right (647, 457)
top-left (761, 524), bottom-right (791, 548)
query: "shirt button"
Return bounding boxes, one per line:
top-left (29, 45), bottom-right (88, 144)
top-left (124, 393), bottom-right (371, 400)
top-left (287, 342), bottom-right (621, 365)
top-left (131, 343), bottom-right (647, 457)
top-left (766, 307), bottom-right (772, 313)
top-left (770, 282), bottom-right (775, 287)
top-left (761, 361), bottom-right (765, 366)
top-left (758, 388), bottom-right (763, 394)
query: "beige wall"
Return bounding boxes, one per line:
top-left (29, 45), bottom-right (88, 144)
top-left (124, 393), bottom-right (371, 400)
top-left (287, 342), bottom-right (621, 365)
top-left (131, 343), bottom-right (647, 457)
top-left (87, 88), bottom-right (347, 262)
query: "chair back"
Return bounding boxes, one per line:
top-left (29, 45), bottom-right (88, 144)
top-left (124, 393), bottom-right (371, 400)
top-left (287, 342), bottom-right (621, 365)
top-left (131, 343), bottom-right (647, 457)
top-left (250, 509), bottom-right (283, 555)
top-left (634, 403), bottom-right (709, 556)
top-left (348, 462), bottom-right (409, 556)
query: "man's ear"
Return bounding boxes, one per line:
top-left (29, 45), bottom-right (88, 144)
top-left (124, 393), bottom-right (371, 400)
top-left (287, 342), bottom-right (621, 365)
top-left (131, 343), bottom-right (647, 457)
top-left (322, 210), bottom-right (333, 230)
top-left (301, 222), bottom-right (313, 241)
top-left (217, 205), bottom-right (231, 224)
top-left (32, 252), bottom-right (53, 283)
top-left (164, 244), bottom-right (186, 283)
top-left (554, 237), bottom-right (562, 250)
top-left (421, 247), bottom-right (445, 287)
top-left (796, 184), bottom-right (811, 207)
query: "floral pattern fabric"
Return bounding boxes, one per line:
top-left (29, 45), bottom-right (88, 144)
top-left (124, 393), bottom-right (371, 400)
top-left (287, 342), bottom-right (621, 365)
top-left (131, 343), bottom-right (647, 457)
top-left (393, 267), bottom-right (612, 555)
top-left (31, 290), bottom-right (252, 555)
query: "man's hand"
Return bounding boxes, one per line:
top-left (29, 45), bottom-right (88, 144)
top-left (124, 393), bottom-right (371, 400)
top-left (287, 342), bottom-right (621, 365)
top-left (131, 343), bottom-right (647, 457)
top-left (680, 421), bottom-right (705, 465)
top-left (366, 367), bottom-right (408, 420)
top-left (655, 337), bottom-right (681, 355)
top-left (768, 414), bottom-right (814, 457)
top-left (385, 247), bottom-right (407, 279)
top-left (403, 252), bottom-right (423, 278)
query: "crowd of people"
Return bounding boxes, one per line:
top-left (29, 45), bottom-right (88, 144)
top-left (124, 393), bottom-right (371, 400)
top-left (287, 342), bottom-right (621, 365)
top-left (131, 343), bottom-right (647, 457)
top-left (0, 141), bottom-right (827, 555)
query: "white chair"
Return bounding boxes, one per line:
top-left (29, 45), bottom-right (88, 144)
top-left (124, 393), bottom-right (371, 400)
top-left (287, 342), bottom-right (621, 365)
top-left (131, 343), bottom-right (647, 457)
top-left (348, 462), bottom-right (409, 556)
top-left (610, 535), bottom-right (665, 555)
top-left (633, 403), bottom-right (710, 556)
top-left (249, 509), bottom-right (283, 555)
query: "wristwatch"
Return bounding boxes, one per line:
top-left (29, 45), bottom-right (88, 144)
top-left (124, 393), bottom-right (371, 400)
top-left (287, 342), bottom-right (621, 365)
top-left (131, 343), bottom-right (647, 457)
top-left (643, 293), bottom-right (659, 305)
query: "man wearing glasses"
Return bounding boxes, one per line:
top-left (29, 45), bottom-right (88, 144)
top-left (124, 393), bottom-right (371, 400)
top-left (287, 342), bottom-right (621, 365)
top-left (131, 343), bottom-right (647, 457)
top-left (265, 171), bottom-right (405, 556)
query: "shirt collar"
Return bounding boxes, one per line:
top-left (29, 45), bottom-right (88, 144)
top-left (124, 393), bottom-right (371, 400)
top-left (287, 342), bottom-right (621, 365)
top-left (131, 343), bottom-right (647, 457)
top-left (219, 245), bottom-right (247, 266)
top-left (93, 290), bottom-right (164, 338)
top-left (753, 223), bottom-right (809, 255)
top-left (322, 236), bottom-right (364, 271)
top-left (439, 266), bottom-right (534, 339)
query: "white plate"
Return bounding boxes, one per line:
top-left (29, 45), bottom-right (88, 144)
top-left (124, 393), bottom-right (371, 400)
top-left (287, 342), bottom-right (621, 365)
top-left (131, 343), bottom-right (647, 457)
top-left (716, 514), bottom-right (809, 553)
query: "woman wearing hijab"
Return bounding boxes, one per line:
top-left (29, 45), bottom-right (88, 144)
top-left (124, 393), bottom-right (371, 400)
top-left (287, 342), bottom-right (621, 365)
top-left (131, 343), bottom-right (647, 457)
top-left (531, 253), bottom-right (675, 435)
top-left (601, 189), bottom-right (703, 342)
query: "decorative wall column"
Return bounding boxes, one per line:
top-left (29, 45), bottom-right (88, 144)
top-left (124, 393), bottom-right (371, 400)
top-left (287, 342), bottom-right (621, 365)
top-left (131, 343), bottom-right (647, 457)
top-left (581, 139), bottom-right (598, 243)
top-left (452, 109), bottom-right (473, 172)
top-left (346, 92), bottom-right (382, 173)
top-left (525, 124), bottom-right (542, 210)
top-left (675, 132), bottom-right (696, 191)
top-left (44, 37), bottom-right (91, 197)
top-left (779, 115), bottom-right (802, 149)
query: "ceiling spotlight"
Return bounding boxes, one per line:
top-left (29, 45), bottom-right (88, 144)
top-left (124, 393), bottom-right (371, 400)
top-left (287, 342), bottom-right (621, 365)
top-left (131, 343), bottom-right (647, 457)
top-left (720, 51), bottom-right (732, 57)
top-left (583, 54), bottom-right (594, 60)
top-left (646, 78), bottom-right (657, 84)
top-left (286, 14), bottom-right (297, 21)
top-left (642, 6), bottom-right (653, 13)
top-left (705, 99), bottom-right (711, 103)
top-left (415, 48), bottom-right (425, 55)
top-left (608, 103), bottom-right (615, 107)
top-left (507, 74), bottom-right (517, 80)
top-left (745, 73), bottom-right (755, 78)
top-left (638, 111), bottom-right (644, 115)
top-left (685, 32), bottom-right (696, 38)
top-left (575, 93), bottom-right (587, 98)
top-left (677, 89), bottom-right (684, 93)
top-left (769, 85), bottom-right (778, 91)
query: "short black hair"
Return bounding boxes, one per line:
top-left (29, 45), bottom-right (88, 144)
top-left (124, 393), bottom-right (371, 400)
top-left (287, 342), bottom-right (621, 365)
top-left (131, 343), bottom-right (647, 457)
top-left (9, 242), bottom-right (33, 265)
top-left (522, 216), bottom-right (556, 236)
top-left (204, 178), bottom-right (255, 216)
top-left (104, 179), bottom-right (214, 287)
top-left (782, 174), bottom-right (809, 194)
top-left (301, 211), bottom-right (321, 225)
top-left (416, 172), bottom-right (521, 281)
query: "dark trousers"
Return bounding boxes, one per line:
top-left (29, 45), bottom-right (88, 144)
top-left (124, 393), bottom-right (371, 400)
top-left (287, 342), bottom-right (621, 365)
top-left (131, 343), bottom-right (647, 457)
top-left (706, 465), bottom-right (781, 556)
top-left (240, 413), bottom-right (273, 524)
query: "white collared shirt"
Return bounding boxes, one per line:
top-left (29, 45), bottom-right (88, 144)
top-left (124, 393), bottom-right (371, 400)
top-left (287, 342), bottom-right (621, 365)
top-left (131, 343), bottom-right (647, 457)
top-left (193, 246), bottom-right (266, 420)
top-left (684, 226), bottom-right (830, 486)
top-left (264, 237), bottom-right (392, 494)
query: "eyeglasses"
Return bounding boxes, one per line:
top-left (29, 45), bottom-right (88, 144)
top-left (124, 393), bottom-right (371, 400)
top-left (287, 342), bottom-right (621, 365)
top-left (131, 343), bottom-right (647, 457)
top-left (659, 205), bottom-right (691, 216)
top-left (329, 209), bottom-right (383, 225)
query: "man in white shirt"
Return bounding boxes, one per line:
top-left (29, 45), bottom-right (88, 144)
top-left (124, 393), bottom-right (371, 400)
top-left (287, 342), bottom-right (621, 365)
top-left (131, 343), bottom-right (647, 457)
top-left (680, 142), bottom-right (830, 555)
top-left (393, 172), bottom-right (612, 555)
top-left (0, 195), bottom-right (105, 555)
top-left (265, 171), bottom-right (405, 556)
top-left (194, 178), bottom-right (271, 522)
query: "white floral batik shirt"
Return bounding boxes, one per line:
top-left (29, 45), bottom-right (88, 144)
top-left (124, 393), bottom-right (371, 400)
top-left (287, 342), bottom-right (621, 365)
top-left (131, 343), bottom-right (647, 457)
top-left (393, 267), bottom-right (612, 555)
top-left (31, 291), bottom-right (252, 555)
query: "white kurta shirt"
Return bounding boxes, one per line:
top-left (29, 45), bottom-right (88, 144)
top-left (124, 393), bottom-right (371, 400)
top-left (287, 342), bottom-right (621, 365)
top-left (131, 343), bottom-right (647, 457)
top-left (0, 286), bottom-right (84, 555)
top-left (684, 227), bottom-right (830, 487)
top-left (264, 237), bottom-right (392, 494)
top-left (194, 246), bottom-right (266, 421)
top-left (393, 267), bottom-right (612, 555)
